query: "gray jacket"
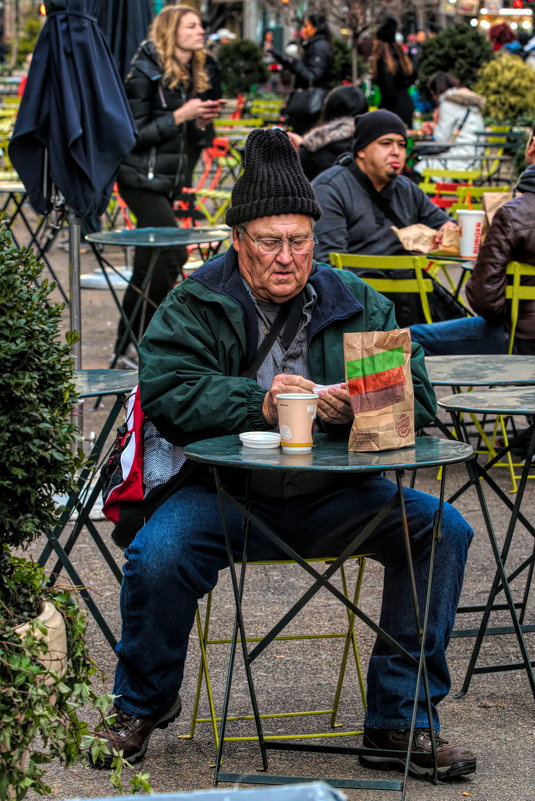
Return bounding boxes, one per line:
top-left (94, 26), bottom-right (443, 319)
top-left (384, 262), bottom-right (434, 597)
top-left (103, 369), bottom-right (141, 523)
top-left (312, 162), bottom-right (451, 262)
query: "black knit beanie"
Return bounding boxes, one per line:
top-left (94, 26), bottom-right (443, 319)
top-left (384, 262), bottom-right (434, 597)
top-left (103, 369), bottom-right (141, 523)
top-left (352, 110), bottom-right (407, 155)
top-left (225, 128), bottom-right (321, 226)
top-left (376, 17), bottom-right (397, 44)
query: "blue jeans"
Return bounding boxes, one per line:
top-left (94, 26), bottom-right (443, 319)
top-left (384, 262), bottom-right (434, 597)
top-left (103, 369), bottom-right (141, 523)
top-left (410, 316), bottom-right (511, 356)
top-left (113, 477), bottom-right (473, 732)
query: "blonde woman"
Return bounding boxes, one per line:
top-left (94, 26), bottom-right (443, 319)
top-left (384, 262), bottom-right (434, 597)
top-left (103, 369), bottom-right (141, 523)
top-left (115, 5), bottom-right (223, 367)
top-left (371, 17), bottom-right (415, 127)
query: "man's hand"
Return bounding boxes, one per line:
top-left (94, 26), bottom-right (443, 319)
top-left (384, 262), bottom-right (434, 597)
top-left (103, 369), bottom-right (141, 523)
top-left (262, 374), bottom-right (314, 425)
top-left (316, 384), bottom-right (353, 425)
top-left (262, 375), bottom-right (353, 427)
top-left (432, 220), bottom-right (458, 250)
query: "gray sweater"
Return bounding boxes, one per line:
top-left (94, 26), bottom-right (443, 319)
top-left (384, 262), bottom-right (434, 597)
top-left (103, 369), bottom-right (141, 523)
top-left (312, 163), bottom-right (451, 262)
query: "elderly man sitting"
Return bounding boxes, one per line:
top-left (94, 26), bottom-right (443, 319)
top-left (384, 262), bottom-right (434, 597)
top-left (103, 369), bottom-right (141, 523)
top-left (93, 129), bottom-right (476, 782)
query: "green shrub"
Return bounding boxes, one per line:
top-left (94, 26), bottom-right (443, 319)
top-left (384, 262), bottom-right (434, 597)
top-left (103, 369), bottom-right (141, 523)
top-left (0, 227), bottom-right (81, 553)
top-left (0, 226), bottom-right (153, 799)
top-left (416, 22), bottom-right (494, 99)
top-left (218, 39), bottom-right (269, 97)
top-left (17, 17), bottom-right (44, 66)
top-left (474, 54), bottom-right (535, 125)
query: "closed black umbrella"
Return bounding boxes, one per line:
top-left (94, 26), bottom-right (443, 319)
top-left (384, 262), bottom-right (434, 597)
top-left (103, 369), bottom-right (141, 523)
top-left (8, 0), bottom-right (136, 219)
top-left (96, 0), bottom-right (153, 80)
top-left (8, 0), bottom-right (137, 372)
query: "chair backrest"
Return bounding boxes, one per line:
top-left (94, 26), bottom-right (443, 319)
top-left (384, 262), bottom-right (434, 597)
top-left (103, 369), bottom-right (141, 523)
top-left (420, 168), bottom-right (480, 183)
top-left (329, 252), bottom-right (434, 324)
top-left (450, 184), bottom-right (511, 215)
top-left (505, 261), bottom-right (535, 354)
top-left (248, 99), bottom-right (284, 123)
top-left (214, 117), bottom-right (263, 129)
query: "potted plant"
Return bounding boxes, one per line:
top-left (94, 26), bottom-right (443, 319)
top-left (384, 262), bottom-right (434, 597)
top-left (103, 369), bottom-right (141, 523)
top-left (0, 226), bottom-right (151, 799)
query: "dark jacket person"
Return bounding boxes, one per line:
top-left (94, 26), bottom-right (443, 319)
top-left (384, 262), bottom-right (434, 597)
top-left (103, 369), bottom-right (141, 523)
top-left (371, 17), bottom-right (416, 127)
top-left (288, 85), bottom-right (369, 181)
top-left (93, 129), bottom-right (475, 783)
top-left (114, 5), bottom-right (223, 367)
top-left (465, 131), bottom-right (535, 352)
top-left (266, 13), bottom-right (333, 134)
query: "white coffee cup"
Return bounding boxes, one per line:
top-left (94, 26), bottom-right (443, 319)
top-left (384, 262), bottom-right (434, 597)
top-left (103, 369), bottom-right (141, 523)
top-left (457, 209), bottom-right (485, 258)
top-left (276, 393), bottom-right (318, 454)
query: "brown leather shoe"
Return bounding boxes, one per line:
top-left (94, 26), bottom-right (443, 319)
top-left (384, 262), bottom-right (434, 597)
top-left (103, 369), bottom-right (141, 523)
top-left (91, 694), bottom-right (182, 768)
top-left (360, 728), bottom-right (476, 780)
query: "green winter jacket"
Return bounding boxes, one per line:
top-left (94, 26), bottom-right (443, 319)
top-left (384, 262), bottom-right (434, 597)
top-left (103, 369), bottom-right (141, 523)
top-left (139, 247), bottom-right (436, 445)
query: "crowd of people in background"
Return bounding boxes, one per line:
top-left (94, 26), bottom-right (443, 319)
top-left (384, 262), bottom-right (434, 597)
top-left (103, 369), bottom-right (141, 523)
top-left (104, 4), bottom-right (535, 367)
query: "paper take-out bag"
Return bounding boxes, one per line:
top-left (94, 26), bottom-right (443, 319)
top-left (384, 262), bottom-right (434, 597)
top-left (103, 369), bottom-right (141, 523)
top-left (344, 329), bottom-right (415, 452)
top-left (481, 191), bottom-right (513, 227)
top-left (391, 223), bottom-right (460, 255)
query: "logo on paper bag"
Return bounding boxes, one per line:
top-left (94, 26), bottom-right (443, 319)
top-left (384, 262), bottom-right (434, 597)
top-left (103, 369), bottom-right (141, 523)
top-left (346, 346), bottom-right (406, 414)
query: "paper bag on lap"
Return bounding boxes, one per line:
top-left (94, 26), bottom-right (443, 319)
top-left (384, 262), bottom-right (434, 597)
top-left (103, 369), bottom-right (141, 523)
top-left (344, 329), bottom-right (415, 452)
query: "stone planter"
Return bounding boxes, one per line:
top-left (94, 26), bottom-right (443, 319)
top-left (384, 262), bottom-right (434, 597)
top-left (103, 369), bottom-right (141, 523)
top-left (4, 602), bottom-right (67, 797)
top-left (15, 600), bottom-right (68, 682)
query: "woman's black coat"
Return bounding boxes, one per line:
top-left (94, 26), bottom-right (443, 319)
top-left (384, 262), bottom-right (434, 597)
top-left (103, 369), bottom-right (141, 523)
top-left (285, 32), bottom-right (333, 89)
top-left (118, 40), bottom-right (221, 198)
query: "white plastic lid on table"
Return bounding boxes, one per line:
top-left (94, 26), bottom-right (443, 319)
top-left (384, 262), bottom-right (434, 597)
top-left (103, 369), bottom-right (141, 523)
top-left (239, 431), bottom-right (281, 449)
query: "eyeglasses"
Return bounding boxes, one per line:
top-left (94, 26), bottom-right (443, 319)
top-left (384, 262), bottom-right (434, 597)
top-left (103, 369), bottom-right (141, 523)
top-left (240, 225), bottom-right (317, 255)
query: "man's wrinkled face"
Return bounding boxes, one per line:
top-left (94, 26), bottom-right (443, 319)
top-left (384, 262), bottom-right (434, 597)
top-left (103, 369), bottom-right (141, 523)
top-left (357, 134), bottom-right (407, 187)
top-left (233, 214), bottom-right (315, 304)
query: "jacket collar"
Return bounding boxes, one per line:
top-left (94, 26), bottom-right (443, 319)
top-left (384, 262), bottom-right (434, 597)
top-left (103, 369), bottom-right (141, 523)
top-left (131, 40), bottom-right (163, 81)
top-left (516, 163), bottom-right (535, 194)
top-left (191, 246), bottom-right (363, 362)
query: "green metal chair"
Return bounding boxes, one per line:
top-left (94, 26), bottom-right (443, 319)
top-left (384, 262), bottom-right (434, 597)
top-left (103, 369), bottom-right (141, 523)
top-left (180, 556), bottom-right (368, 748)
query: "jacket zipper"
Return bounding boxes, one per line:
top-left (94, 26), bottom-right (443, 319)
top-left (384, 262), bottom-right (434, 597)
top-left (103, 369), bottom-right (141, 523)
top-left (147, 147), bottom-right (156, 180)
top-left (148, 84), bottom-right (167, 180)
top-left (170, 87), bottom-right (187, 198)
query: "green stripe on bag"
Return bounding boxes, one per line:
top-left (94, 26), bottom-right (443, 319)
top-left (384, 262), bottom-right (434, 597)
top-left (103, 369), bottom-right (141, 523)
top-left (347, 346), bottom-right (405, 380)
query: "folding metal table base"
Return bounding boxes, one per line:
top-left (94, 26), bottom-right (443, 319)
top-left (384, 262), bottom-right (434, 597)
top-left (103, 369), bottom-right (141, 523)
top-left (211, 468), bottom-right (446, 798)
top-left (37, 390), bottom-right (128, 649)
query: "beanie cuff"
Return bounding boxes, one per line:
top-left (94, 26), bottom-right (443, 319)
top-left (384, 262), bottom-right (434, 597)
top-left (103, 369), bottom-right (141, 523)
top-left (352, 110), bottom-right (407, 155)
top-left (226, 195), bottom-right (321, 226)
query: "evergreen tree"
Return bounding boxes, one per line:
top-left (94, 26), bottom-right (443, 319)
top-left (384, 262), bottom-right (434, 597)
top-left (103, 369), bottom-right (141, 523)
top-left (416, 22), bottom-right (494, 101)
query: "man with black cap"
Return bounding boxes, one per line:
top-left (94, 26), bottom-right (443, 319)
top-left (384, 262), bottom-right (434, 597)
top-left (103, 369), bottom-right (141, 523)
top-left (93, 128), bottom-right (475, 782)
top-left (312, 109), bottom-right (457, 263)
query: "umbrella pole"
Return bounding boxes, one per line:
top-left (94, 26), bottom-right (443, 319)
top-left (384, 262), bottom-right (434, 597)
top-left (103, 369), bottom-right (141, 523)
top-left (68, 208), bottom-right (83, 440)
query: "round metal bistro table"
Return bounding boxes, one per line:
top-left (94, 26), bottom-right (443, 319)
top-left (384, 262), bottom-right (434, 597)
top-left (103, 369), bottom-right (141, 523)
top-left (425, 354), bottom-right (535, 387)
top-left (439, 386), bottom-right (535, 701)
top-left (85, 226), bottom-right (231, 363)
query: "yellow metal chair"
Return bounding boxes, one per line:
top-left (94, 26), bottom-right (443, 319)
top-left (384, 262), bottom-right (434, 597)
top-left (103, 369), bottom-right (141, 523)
top-left (214, 117), bottom-right (263, 130)
top-left (497, 261), bottom-right (535, 492)
top-left (506, 261), bottom-right (535, 355)
top-left (181, 556), bottom-right (368, 748)
top-left (329, 252), bottom-right (435, 324)
top-left (449, 184), bottom-right (511, 217)
top-left (187, 188), bottom-right (232, 226)
top-left (420, 130), bottom-right (514, 187)
top-left (248, 99), bottom-right (284, 123)
top-left (420, 167), bottom-right (481, 184)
